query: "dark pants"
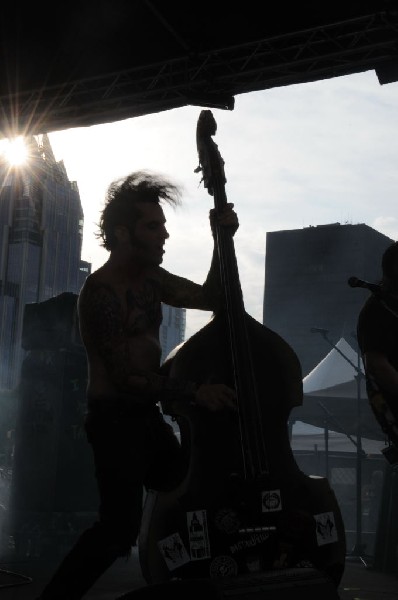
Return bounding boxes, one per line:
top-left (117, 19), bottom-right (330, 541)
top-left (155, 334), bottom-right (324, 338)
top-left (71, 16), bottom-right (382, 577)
top-left (38, 404), bottom-right (184, 600)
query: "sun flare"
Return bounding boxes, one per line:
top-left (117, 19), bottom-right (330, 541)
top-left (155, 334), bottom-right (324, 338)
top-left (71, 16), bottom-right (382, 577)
top-left (0, 137), bottom-right (28, 166)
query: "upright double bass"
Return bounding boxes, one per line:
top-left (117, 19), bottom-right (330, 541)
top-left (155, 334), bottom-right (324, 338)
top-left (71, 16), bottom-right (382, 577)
top-left (139, 110), bottom-right (346, 588)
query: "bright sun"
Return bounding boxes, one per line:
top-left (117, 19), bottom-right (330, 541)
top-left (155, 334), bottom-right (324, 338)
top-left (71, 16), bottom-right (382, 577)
top-left (0, 137), bottom-right (28, 166)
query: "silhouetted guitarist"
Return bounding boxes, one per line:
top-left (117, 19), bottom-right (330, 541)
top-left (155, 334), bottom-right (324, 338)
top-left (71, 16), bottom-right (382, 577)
top-left (356, 242), bottom-right (398, 454)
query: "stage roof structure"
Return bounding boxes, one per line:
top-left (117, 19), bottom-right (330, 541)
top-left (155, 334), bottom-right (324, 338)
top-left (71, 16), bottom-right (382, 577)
top-left (1, 1), bottom-right (397, 137)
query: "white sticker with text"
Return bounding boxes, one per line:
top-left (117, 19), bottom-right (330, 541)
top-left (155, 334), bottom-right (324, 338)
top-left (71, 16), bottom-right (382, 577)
top-left (314, 512), bottom-right (338, 546)
top-left (262, 489), bottom-right (282, 512)
top-left (187, 510), bottom-right (211, 560)
top-left (157, 532), bottom-right (190, 570)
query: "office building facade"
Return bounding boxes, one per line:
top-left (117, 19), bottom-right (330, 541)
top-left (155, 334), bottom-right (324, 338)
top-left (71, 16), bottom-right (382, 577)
top-left (263, 223), bottom-right (394, 377)
top-left (0, 134), bottom-right (90, 389)
top-left (160, 304), bottom-right (186, 363)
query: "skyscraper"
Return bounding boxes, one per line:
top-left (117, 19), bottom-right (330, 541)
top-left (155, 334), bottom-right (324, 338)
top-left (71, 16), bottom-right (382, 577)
top-left (263, 223), bottom-right (394, 377)
top-left (0, 135), bottom-right (90, 389)
top-left (160, 304), bottom-right (186, 363)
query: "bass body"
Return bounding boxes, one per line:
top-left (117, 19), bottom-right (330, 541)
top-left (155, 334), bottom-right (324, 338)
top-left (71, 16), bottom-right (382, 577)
top-left (139, 313), bottom-right (346, 586)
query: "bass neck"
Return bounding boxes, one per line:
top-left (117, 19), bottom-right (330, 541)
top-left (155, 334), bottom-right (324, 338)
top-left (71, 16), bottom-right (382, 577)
top-left (196, 109), bottom-right (269, 480)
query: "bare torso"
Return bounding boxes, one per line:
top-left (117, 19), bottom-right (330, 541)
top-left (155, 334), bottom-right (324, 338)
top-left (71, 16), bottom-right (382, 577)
top-left (78, 264), bottom-right (164, 398)
top-left (77, 255), bottom-right (218, 401)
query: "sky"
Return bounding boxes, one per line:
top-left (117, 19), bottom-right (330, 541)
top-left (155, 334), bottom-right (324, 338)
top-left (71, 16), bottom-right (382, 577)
top-left (47, 69), bottom-right (398, 341)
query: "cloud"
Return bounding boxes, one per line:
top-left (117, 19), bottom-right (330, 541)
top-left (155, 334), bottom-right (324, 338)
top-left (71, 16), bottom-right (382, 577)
top-left (372, 217), bottom-right (398, 242)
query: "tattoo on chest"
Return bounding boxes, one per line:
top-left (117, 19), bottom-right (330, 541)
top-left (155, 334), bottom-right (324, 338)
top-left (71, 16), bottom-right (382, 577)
top-left (124, 281), bottom-right (162, 335)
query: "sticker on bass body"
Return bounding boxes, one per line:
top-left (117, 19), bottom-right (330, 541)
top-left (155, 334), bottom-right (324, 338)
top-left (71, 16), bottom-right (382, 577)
top-left (314, 511), bottom-right (338, 546)
top-left (209, 555), bottom-right (239, 578)
top-left (187, 510), bottom-right (211, 560)
top-left (157, 532), bottom-right (190, 571)
top-left (214, 507), bottom-right (240, 534)
top-left (262, 489), bottom-right (282, 512)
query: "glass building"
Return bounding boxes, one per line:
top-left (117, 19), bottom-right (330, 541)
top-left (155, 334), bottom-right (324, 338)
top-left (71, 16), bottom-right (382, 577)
top-left (160, 304), bottom-right (186, 363)
top-left (0, 135), bottom-right (90, 389)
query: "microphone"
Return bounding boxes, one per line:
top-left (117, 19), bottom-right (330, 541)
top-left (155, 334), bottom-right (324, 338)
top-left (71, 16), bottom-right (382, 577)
top-left (347, 276), bottom-right (381, 294)
top-left (310, 327), bottom-right (329, 334)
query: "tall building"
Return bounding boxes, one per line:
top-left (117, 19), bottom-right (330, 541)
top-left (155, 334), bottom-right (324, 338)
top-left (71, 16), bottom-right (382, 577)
top-left (160, 304), bottom-right (186, 363)
top-left (0, 135), bottom-right (90, 389)
top-left (263, 223), bottom-right (394, 377)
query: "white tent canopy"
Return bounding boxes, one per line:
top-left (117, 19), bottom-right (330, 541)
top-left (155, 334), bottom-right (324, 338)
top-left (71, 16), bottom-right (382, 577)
top-left (303, 338), bottom-right (365, 394)
top-left (291, 338), bottom-right (384, 441)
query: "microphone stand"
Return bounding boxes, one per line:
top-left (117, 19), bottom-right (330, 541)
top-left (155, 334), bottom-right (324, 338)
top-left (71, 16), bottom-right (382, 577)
top-left (311, 328), bottom-right (368, 565)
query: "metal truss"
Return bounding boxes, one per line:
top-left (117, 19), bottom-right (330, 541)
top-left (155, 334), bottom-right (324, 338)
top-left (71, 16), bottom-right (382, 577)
top-left (1, 10), bottom-right (397, 135)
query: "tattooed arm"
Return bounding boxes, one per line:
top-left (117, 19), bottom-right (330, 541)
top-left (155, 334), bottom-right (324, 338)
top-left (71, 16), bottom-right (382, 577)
top-left (158, 202), bottom-right (239, 311)
top-left (158, 253), bottom-right (223, 312)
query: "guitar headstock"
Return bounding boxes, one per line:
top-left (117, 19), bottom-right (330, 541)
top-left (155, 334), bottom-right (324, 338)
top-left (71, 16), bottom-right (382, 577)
top-left (194, 109), bottom-right (226, 197)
